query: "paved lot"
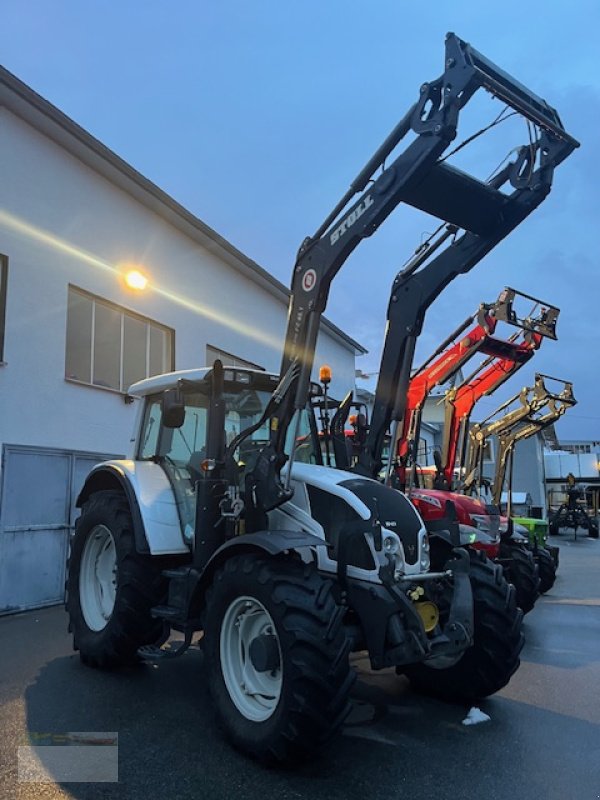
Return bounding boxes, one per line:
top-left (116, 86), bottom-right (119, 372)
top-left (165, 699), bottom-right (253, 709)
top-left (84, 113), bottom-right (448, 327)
top-left (1, 533), bottom-right (599, 800)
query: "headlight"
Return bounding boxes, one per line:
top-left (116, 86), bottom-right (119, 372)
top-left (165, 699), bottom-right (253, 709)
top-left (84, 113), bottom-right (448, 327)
top-left (470, 514), bottom-right (500, 543)
top-left (470, 514), bottom-right (490, 532)
top-left (511, 525), bottom-right (529, 544)
top-left (511, 532), bottom-right (528, 544)
top-left (419, 531), bottom-right (430, 570)
top-left (383, 535), bottom-right (399, 555)
top-left (379, 530), bottom-right (406, 579)
top-left (458, 523), bottom-right (499, 547)
top-left (459, 523), bottom-right (479, 545)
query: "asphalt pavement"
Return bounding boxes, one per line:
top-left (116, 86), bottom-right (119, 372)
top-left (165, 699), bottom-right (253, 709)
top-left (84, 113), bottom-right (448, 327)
top-left (1, 533), bottom-right (599, 800)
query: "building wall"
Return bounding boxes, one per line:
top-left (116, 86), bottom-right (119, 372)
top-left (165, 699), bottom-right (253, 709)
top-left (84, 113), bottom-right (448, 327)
top-left (0, 104), bottom-right (360, 613)
top-left (509, 434), bottom-right (547, 514)
top-left (0, 108), bottom-right (357, 460)
top-left (422, 394), bottom-right (446, 426)
top-left (557, 440), bottom-right (600, 455)
top-left (545, 451), bottom-right (600, 482)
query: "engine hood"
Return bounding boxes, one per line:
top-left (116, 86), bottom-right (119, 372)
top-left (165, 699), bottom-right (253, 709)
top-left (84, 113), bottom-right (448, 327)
top-left (409, 488), bottom-right (490, 523)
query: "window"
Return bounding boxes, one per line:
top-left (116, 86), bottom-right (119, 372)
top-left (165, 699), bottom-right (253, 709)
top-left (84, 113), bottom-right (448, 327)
top-left (206, 344), bottom-right (264, 371)
top-left (65, 286), bottom-right (174, 392)
top-left (136, 383), bottom-right (274, 537)
top-left (285, 409), bottom-right (318, 465)
top-left (0, 254), bottom-right (7, 363)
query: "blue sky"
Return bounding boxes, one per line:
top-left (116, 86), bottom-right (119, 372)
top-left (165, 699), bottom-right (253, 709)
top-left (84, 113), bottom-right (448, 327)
top-left (2, 1), bottom-right (599, 438)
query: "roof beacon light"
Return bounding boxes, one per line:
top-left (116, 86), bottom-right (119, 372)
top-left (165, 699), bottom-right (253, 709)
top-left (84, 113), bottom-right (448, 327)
top-left (319, 365), bottom-right (332, 385)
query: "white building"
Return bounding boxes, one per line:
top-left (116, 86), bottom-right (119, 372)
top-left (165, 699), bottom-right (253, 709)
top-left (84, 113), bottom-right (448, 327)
top-left (0, 67), bottom-right (365, 613)
top-left (544, 444), bottom-right (600, 515)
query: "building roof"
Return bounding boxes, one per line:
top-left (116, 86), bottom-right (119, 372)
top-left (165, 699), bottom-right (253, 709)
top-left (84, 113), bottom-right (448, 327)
top-left (0, 66), bottom-right (366, 356)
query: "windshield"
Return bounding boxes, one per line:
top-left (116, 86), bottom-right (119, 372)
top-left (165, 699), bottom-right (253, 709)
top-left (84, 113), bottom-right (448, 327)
top-left (138, 386), bottom-right (273, 466)
top-left (285, 409), bottom-right (319, 465)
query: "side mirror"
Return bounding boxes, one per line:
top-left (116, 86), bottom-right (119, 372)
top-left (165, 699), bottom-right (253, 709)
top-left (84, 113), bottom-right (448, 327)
top-left (162, 388), bottom-right (185, 429)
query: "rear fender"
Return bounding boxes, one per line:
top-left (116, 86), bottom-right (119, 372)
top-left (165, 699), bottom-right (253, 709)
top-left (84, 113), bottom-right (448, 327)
top-left (76, 461), bottom-right (189, 556)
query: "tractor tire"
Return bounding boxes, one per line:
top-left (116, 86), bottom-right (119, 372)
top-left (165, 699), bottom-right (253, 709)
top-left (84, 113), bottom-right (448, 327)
top-left (588, 521), bottom-right (599, 539)
top-left (404, 550), bottom-right (524, 702)
top-left (204, 554), bottom-right (354, 766)
top-left (549, 514), bottom-right (561, 536)
top-left (501, 543), bottom-right (539, 614)
top-left (66, 490), bottom-right (167, 669)
top-left (536, 547), bottom-right (557, 594)
top-left (545, 544), bottom-right (560, 569)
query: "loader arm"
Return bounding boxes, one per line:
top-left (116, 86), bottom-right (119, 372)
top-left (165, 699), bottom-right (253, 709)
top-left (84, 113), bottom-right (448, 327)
top-left (463, 375), bottom-right (575, 502)
top-left (439, 333), bottom-right (543, 490)
top-left (490, 378), bottom-right (576, 507)
top-left (392, 288), bottom-right (558, 489)
top-left (238, 32), bottom-right (577, 516)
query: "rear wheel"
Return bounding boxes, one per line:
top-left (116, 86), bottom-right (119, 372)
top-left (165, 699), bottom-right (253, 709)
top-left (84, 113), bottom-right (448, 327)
top-left (405, 550), bottom-right (524, 702)
top-left (536, 547), bottom-right (557, 594)
top-left (66, 491), bottom-right (167, 668)
top-left (549, 513), bottom-right (561, 536)
top-left (501, 543), bottom-right (539, 614)
top-left (204, 555), bottom-right (354, 765)
top-left (588, 521), bottom-right (599, 539)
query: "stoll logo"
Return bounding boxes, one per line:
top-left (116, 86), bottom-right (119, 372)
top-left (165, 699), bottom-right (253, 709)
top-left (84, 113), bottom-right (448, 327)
top-left (302, 269), bottom-right (317, 292)
top-left (330, 195), bottom-right (374, 245)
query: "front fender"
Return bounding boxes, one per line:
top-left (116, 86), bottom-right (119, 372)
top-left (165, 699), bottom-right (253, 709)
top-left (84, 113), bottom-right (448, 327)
top-left (189, 530), bottom-right (327, 616)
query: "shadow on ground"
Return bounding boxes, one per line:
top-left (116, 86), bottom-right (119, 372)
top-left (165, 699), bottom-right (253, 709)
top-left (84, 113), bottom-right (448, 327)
top-left (21, 648), bottom-right (600, 800)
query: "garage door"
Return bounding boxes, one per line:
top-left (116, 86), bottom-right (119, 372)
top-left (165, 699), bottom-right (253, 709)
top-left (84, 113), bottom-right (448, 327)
top-left (0, 445), bottom-right (120, 614)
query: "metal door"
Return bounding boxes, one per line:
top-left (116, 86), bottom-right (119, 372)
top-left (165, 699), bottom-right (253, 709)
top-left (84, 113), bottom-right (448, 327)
top-left (0, 445), bottom-right (119, 613)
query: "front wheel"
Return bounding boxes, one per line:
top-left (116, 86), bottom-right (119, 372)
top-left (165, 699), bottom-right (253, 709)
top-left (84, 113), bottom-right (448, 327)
top-left (204, 555), bottom-right (354, 765)
top-left (536, 547), bottom-right (557, 594)
top-left (501, 543), bottom-right (539, 614)
top-left (404, 550), bottom-right (524, 702)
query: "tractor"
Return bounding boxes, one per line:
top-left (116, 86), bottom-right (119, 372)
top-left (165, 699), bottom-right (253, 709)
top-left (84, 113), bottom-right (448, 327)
top-left (66, 33), bottom-right (578, 763)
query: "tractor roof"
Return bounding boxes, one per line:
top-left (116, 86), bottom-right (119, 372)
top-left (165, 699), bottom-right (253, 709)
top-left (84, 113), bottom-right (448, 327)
top-left (128, 367), bottom-right (279, 397)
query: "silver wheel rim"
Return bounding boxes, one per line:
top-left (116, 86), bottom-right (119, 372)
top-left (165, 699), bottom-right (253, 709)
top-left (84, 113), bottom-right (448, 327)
top-left (79, 525), bottom-right (117, 632)
top-left (220, 596), bottom-right (282, 722)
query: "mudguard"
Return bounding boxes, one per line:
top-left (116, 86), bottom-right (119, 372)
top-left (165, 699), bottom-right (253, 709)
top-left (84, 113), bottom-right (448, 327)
top-left (188, 529), bottom-right (328, 616)
top-left (76, 461), bottom-right (189, 555)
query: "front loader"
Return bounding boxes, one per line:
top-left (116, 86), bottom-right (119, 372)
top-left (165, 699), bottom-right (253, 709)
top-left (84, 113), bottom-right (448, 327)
top-left (325, 290), bottom-right (559, 690)
top-left (66, 33), bottom-right (578, 764)
top-left (325, 289), bottom-right (558, 613)
top-left (465, 374), bottom-right (581, 586)
top-left (391, 289), bottom-right (559, 614)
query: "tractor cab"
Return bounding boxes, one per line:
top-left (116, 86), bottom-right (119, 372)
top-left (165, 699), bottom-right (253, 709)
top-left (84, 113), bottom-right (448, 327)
top-left (129, 366), bottom-right (321, 544)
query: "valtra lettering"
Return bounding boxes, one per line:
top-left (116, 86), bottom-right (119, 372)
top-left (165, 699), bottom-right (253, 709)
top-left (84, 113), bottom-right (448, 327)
top-left (330, 195), bottom-right (374, 245)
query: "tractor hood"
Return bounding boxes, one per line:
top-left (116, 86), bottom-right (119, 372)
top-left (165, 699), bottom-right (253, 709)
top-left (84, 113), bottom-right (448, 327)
top-left (409, 488), bottom-right (498, 530)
